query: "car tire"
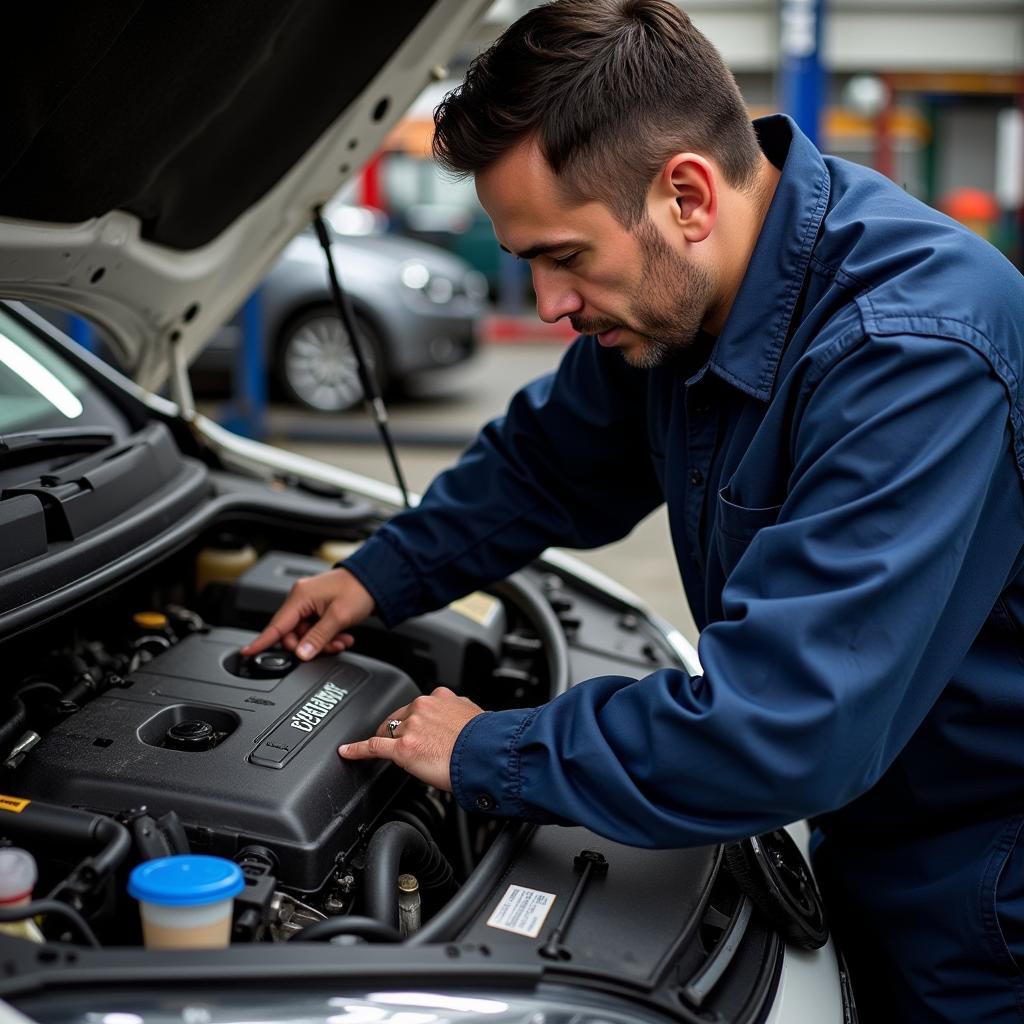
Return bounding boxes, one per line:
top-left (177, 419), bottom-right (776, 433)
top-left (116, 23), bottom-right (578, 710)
top-left (276, 305), bottom-right (388, 413)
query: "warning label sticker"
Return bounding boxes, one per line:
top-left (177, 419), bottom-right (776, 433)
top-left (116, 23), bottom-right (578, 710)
top-left (486, 884), bottom-right (557, 938)
top-left (449, 592), bottom-right (501, 628)
top-left (0, 795), bottom-right (30, 813)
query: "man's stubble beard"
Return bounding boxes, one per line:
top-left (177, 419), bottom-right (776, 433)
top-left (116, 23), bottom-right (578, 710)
top-left (571, 217), bottom-right (715, 370)
top-left (622, 216), bottom-right (715, 369)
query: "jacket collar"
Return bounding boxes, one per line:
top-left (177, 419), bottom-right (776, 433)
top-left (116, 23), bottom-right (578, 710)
top-left (707, 115), bottom-right (831, 401)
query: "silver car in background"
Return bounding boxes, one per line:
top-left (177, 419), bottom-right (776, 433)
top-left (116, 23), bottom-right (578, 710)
top-left (196, 207), bottom-right (488, 412)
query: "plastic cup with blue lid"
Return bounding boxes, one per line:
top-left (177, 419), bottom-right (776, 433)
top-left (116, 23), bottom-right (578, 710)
top-left (128, 854), bottom-right (244, 949)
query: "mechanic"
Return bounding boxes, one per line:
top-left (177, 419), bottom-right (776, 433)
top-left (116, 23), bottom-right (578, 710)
top-left (244, 1), bottom-right (1024, 1018)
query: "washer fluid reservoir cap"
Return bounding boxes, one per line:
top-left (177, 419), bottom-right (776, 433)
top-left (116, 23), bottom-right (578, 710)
top-left (129, 855), bottom-right (244, 907)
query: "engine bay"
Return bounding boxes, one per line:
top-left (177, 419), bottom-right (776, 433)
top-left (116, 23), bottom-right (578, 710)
top-left (0, 471), bottom-right (819, 1021)
top-left (0, 531), bottom-right (585, 946)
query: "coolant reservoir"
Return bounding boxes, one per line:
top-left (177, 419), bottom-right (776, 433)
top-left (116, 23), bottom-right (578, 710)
top-left (0, 848), bottom-right (43, 941)
top-left (315, 540), bottom-right (359, 565)
top-left (196, 537), bottom-right (258, 591)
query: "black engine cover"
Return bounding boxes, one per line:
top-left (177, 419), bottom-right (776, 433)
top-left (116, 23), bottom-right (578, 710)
top-left (14, 628), bottom-right (420, 891)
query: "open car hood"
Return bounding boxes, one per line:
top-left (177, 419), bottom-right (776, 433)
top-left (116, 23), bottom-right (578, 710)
top-left (0, 1), bottom-right (488, 391)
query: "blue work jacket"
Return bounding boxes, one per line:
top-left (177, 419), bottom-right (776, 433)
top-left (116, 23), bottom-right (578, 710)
top-left (345, 116), bottom-right (1024, 1019)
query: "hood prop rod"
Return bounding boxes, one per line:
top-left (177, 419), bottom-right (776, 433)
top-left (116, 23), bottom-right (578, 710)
top-left (312, 209), bottom-right (410, 510)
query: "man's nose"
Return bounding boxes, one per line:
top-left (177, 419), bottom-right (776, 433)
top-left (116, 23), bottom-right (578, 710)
top-left (532, 266), bottom-right (582, 324)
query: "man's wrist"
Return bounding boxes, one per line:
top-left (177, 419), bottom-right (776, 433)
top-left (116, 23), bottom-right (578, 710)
top-left (450, 705), bottom-right (542, 817)
top-left (338, 530), bottom-right (422, 627)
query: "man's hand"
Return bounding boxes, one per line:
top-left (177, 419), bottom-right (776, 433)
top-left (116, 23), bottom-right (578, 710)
top-left (240, 566), bottom-right (375, 661)
top-left (339, 687), bottom-right (484, 791)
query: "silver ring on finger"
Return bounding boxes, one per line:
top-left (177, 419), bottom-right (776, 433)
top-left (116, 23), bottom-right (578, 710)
top-left (387, 719), bottom-right (402, 739)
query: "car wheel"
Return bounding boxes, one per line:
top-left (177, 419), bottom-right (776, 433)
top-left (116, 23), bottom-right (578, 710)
top-left (276, 307), bottom-right (387, 412)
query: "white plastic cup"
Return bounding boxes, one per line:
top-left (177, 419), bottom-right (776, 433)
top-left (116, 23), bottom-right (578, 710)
top-left (128, 855), bottom-right (244, 949)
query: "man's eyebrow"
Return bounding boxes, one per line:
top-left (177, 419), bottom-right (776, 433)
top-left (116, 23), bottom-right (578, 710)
top-left (499, 240), bottom-right (585, 260)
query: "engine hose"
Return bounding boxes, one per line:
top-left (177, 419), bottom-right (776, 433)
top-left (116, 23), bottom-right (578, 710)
top-left (408, 821), bottom-right (535, 945)
top-left (12, 682), bottom-right (62, 703)
top-left (91, 815), bottom-right (132, 879)
top-left (288, 914), bottom-right (401, 944)
top-left (364, 822), bottom-right (457, 930)
top-left (0, 697), bottom-right (28, 759)
top-left (389, 808), bottom-right (432, 844)
top-left (0, 899), bottom-right (100, 948)
top-left (0, 800), bottom-right (130, 893)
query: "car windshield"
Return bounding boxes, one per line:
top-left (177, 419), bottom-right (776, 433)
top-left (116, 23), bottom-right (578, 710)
top-left (0, 307), bottom-right (127, 435)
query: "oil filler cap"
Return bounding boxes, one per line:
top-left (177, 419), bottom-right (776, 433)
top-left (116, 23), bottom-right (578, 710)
top-left (165, 719), bottom-right (217, 752)
top-left (233, 650), bottom-right (296, 679)
top-left (253, 651), bottom-right (294, 675)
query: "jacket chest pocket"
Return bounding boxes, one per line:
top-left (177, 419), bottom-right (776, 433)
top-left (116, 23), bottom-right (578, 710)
top-left (715, 487), bottom-right (783, 578)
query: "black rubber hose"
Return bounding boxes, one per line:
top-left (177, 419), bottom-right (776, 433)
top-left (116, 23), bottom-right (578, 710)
top-left (288, 915), bottom-right (401, 944)
top-left (364, 822), bottom-right (458, 930)
top-left (389, 808), bottom-right (433, 844)
top-left (0, 697), bottom-right (28, 758)
top-left (157, 811), bottom-right (191, 855)
top-left (92, 815), bottom-right (132, 879)
top-left (0, 801), bottom-right (131, 896)
top-left (0, 900), bottom-right (100, 948)
top-left (62, 673), bottom-right (100, 708)
top-left (408, 821), bottom-right (535, 945)
top-left (12, 682), bottom-right (62, 702)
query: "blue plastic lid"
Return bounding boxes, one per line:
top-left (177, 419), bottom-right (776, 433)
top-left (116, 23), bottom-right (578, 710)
top-left (128, 855), bottom-right (244, 907)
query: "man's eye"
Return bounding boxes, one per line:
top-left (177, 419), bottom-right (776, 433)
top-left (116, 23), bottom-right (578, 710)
top-left (552, 252), bottom-right (579, 269)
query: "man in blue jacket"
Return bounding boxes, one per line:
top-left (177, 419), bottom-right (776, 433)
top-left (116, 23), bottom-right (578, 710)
top-left (245, 0), bottom-right (1024, 1017)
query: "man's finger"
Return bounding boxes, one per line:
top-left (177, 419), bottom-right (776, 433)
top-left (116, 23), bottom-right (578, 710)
top-left (325, 633), bottom-right (354, 653)
top-left (241, 611), bottom-right (299, 656)
top-left (339, 736), bottom-right (397, 761)
top-left (374, 702), bottom-right (414, 737)
top-left (295, 607), bottom-right (347, 660)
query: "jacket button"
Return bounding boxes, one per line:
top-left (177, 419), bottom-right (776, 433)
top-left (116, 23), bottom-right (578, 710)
top-left (690, 469), bottom-right (704, 486)
top-left (475, 794), bottom-right (495, 811)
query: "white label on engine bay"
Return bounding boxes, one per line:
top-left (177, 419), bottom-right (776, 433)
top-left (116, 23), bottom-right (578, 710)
top-left (486, 884), bottom-right (557, 938)
top-left (449, 592), bottom-right (500, 628)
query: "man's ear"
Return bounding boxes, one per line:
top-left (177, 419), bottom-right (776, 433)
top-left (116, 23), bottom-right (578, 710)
top-left (660, 154), bottom-right (717, 243)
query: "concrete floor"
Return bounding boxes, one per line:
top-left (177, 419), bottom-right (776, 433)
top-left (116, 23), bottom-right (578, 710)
top-left (250, 344), bottom-right (700, 646)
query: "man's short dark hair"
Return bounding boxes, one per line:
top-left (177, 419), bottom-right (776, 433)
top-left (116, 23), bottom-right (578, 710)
top-left (433, 0), bottom-right (762, 226)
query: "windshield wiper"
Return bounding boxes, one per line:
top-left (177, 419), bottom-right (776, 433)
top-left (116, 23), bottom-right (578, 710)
top-left (0, 429), bottom-right (116, 468)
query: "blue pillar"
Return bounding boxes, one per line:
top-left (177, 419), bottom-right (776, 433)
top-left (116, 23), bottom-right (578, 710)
top-left (497, 247), bottom-right (529, 315)
top-left (779, 0), bottom-right (826, 149)
top-left (223, 289), bottom-right (266, 439)
top-left (68, 315), bottom-right (97, 354)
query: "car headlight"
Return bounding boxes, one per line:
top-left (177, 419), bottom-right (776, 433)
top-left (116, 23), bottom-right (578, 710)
top-left (400, 261), bottom-right (432, 291)
top-left (463, 270), bottom-right (489, 302)
top-left (401, 261), bottom-right (474, 306)
top-left (425, 276), bottom-right (454, 304)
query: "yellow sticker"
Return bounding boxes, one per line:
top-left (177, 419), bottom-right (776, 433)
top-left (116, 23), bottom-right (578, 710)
top-left (448, 592), bottom-right (500, 628)
top-left (0, 795), bottom-right (30, 813)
